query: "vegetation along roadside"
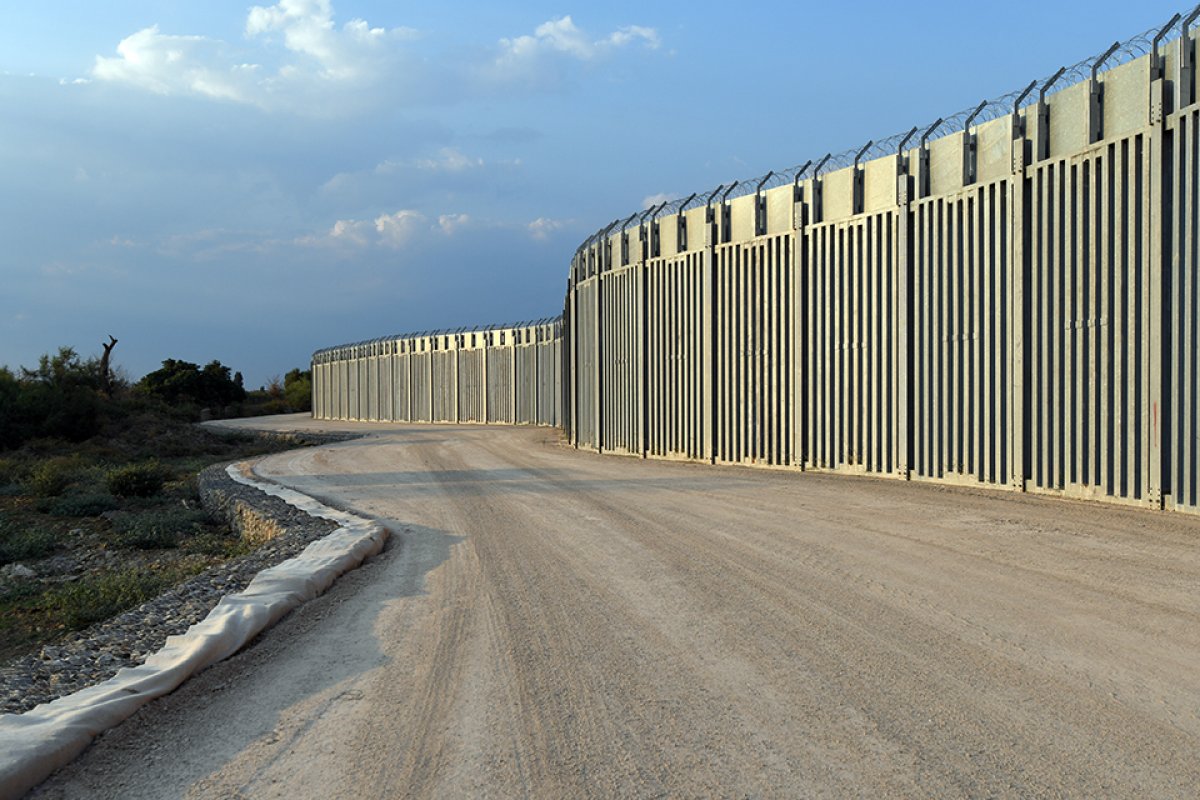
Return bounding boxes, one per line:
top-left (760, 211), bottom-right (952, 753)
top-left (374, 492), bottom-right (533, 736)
top-left (0, 342), bottom-right (316, 666)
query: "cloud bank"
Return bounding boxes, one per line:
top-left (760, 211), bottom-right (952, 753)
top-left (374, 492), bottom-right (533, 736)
top-left (90, 4), bottom-right (660, 114)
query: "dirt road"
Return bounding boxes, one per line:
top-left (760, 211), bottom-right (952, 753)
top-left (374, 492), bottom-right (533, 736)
top-left (30, 418), bottom-right (1200, 798)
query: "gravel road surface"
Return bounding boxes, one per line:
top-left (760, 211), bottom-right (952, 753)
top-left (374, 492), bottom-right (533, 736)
top-left (30, 417), bottom-right (1200, 798)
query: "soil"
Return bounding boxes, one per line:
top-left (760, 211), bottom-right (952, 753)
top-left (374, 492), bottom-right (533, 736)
top-left (29, 418), bottom-right (1200, 799)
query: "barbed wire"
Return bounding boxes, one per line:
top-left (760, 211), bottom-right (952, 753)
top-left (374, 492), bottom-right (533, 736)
top-left (313, 316), bottom-right (562, 358)
top-left (578, 6), bottom-right (1197, 254)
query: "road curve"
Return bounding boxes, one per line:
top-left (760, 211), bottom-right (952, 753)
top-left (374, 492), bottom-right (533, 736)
top-left (30, 417), bottom-right (1200, 798)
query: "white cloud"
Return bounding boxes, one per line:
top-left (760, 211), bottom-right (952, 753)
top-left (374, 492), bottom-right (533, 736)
top-left (91, 2), bottom-right (416, 110)
top-left (642, 193), bottom-right (673, 209)
top-left (437, 214), bottom-right (471, 235)
top-left (245, 0), bottom-right (416, 80)
top-left (413, 148), bottom-right (484, 173)
top-left (605, 26), bottom-right (660, 50)
top-left (527, 217), bottom-right (570, 241)
top-left (497, 16), bottom-right (659, 65)
top-left (374, 210), bottom-right (426, 248)
top-left (327, 218), bottom-right (372, 246)
top-left (299, 208), bottom-right (477, 249)
top-left (89, 6), bottom-right (659, 112)
top-left (92, 26), bottom-right (255, 102)
top-left (320, 148), bottom-right (510, 196)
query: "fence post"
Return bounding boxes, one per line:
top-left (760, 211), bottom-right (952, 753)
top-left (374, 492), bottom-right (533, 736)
top-left (593, 240), bottom-right (603, 452)
top-left (637, 232), bottom-right (649, 457)
top-left (791, 168), bottom-right (811, 468)
top-left (1010, 82), bottom-right (1036, 492)
top-left (895, 134), bottom-right (914, 479)
top-left (571, 265), bottom-right (580, 447)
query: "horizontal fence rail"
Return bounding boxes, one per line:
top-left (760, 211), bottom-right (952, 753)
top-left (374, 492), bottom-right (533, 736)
top-left (314, 11), bottom-right (1200, 515)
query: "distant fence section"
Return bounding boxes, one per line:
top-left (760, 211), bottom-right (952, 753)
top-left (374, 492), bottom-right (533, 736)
top-left (315, 12), bottom-right (1200, 515)
top-left (311, 319), bottom-right (561, 428)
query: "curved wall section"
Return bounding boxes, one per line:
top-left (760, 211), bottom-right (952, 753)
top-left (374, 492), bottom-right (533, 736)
top-left (311, 319), bottom-right (562, 428)
top-left (561, 32), bottom-right (1200, 515)
top-left (314, 20), bottom-right (1200, 515)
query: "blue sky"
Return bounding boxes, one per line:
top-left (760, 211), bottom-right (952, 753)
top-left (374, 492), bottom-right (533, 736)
top-left (0, 0), bottom-right (1186, 387)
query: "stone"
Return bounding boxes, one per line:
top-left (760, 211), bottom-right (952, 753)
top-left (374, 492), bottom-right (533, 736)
top-left (1, 563), bottom-right (36, 580)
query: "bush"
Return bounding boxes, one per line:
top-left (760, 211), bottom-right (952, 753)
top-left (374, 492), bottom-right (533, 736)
top-left (24, 460), bottom-right (74, 497)
top-left (105, 462), bottom-right (164, 498)
top-left (0, 523), bottom-right (57, 565)
top-left (111, 507), bottom-right (209, 550)
top-left (138, 359), bottom-right (245, 409)
top-left (283, 368), bottom-right (312, 412)
top-left (0, 457), bottom-right (26, 487)
top-left (47, 493), bottom-right (119, 517)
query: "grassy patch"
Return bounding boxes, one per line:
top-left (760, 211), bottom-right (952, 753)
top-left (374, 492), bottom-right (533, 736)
top-left (44, 492), bottom-right (120, 518)
top-left (45, 566), bottom-right (197, 630)
top-left (0, 522), bottom-right (57, 566)
top-left (0, 458), bottom-right (27, 487)
top-left (0, 411), bottom-right (317, 663)
top-left (23, 459), bottom-right (75, 497)
top-left (182, 531), bottom-right (254, 558)
top-left (109, 508), bottom-right (211, 551)
top-left (0, 563), bottom-right (205, 658)
top-left (105, 461), bottom-right (165, 498)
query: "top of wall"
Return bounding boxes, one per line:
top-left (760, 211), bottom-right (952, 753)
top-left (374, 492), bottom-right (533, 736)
top-left (570, 10), bottom-right (1193, 283)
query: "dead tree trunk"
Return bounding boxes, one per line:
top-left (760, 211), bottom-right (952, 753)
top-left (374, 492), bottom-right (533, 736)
top-left (100, 335), bottom-right (118, 396)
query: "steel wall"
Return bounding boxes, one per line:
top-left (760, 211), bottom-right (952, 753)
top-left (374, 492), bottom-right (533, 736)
top-left (313, 30), bottom-right (1200, 516)
top-left (312, 320), bottom-right (562, 429)
top-left (560, 35), bottom-right (1200, 514)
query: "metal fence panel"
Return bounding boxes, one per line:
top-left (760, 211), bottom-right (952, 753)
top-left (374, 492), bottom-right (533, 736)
top-left (715, 234), bottom-right (793, 466)
top-left (486, 341), bottom-right (514, 424)
top-left (644, 252), bottom-right (706, 460)
top-left (911, 182), bottom-right (1011, 486)
top-left (410, 350), bottom-right (431, 422)
top-left (804, 214), bottom-right (898, 475)
top-left (1027, 134), bottom-right (1152, 504)
top-left (575, 279), bottom-right (600, 448)
top-left (600, 265), bottom-right (640, 454)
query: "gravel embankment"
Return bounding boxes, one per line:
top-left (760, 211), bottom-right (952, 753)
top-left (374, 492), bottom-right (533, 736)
top-left (0, 462), bottom-right (341, 715)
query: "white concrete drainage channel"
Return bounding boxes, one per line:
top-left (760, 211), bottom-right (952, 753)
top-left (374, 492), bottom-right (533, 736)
top-left (0, 465), bottom-right (388, 799)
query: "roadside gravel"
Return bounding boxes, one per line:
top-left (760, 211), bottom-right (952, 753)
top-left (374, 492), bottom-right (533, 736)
top-left (0, 462), bottom-right (338, 714)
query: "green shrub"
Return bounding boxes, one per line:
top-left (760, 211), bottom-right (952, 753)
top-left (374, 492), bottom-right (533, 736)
top-left (111, 507), bottom-right (208, 550)
top-left (24, 459), bottom-right (74, 497)
top-left (47, 493), bottom-right (119, 517)
top-left (0, 458), bottom-right (27, 487)
top-left (105, 462), bottom-right (164, 498)
top-left (0, 523), bottom-right (57, 565)
top-left (45, 567), bottom-right (185, 630)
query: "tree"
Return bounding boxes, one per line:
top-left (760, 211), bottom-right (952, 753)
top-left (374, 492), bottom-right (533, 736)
top-left (283, 369), bottom-right (312, 412)
top-left (0, 348), bottom-right (105, 445)
top-left (99, 336), bottom-right (118, 396)
top-left (0, 367), bottom-right (25, 449)
top-left (139, 359), bottom-right (246, 408)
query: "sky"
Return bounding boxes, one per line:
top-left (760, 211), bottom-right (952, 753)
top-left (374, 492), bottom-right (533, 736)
top-left (0, 0), bottom-right (1188, 388)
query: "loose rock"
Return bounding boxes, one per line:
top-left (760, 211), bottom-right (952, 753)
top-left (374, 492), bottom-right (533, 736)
top-left (0, 462), bottom-right (342, 715)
